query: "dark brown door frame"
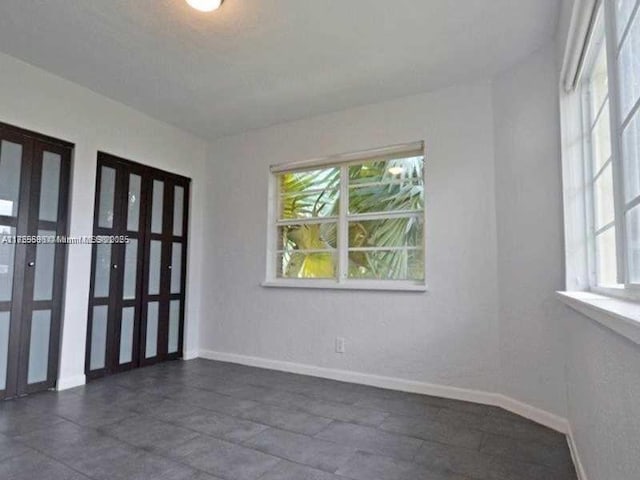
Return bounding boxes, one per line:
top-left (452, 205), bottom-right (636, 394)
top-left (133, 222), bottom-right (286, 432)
top-left (85, 152), bottom-right (190, 380)
top-left (0, 121), bottom-right (72, 400)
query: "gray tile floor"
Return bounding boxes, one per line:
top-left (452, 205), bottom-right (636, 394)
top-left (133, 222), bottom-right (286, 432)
top-left (0, 359), bottom-right (577, 480)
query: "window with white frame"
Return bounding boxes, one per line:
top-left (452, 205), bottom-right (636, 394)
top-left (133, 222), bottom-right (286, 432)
top-left (265, 143), bottom-right (425, 290)
top-left (578, 0), bottom-right (640, 293)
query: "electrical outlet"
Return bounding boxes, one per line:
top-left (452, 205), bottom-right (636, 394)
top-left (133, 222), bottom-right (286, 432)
top-left (335, 336), bottom-right (346, 354)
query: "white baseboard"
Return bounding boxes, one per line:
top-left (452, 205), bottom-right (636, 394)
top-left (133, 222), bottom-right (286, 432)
top-left (198, 349), bottom-right (569, 434)
top-left (56, 374), bottom-right (86, 391)
top-left (567, 426), bottom-right (589, 480)
top-left (182, 349), bottom-right (200, 361)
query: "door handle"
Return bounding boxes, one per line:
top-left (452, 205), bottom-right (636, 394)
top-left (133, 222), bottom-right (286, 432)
top-left (112, 264), bottom-right (118, 269)
top-left (168, 265), bottom-right (172, 270)
top-left (28, 261), bottom-right (35, 267)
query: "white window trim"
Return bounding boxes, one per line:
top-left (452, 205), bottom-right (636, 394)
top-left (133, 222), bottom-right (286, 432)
top-left (263, 141), bottom-right (427, 292)
top-left (559, 0), bottom-right (640, 345)
top-left (564, 0), bottom-right (640, 300)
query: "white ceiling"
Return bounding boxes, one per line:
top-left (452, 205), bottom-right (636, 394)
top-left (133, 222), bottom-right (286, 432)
top-left (0, 0), bottom-right (560, 139)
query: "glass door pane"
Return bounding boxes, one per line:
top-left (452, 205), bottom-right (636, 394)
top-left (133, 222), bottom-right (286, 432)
top-left (148, 240), bottom-right (162, 295)
top-left (123, 240), bottom-right (138, 300)
top-left (98, 166), bottom-right (116, 228)
top-left (0, 312), bottom-right (9, 390)
top-left (27, 310), bottom-right (51, 384)
top-left (119, 307), bottom-right (135, 364)
top-left (170, 243), bottom-right (182, 294)
top-left (90, 306), bottom-right (108, 370)
top-left (145, 302), bottom-right (159, 358)
top-left (38, 152), bottom-right (61, 221)
top-left (168, 300), bottom-right (180, 354)
top-left (151, 180), bottom-right (164, 234)
top-left (0, 140), bottom-right (22, 217)
top-left (127, 174), bottom-right (142, 232)
top-left (173, 186), bottom-right (184, 236)
top-left (33, 230), bottom-right (56, 301)
top-left (0, 226), bottom-right (16, 302)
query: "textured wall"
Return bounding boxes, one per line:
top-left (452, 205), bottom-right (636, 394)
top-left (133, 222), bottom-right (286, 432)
top-left (202, 81), bottom-right (502, 393)
top-left (491, 42), bottom-right (568, 417)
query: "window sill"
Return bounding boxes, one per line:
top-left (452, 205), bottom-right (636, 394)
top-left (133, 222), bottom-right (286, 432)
top-left (556, 291), bottom-right (640, 345)
top-left (261, 279), bottom-right (428, 292)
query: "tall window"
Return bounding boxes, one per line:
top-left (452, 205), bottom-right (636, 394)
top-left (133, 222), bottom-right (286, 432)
top-left (265, 143), bottom-right (426, 290)
top-left (581, 0), bottom-right (640, 292)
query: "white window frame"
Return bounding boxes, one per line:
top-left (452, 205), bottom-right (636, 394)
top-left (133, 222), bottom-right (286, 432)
top-left (575, 0), bottom-right (640, 301)
top-left (262, 141), bottom-right (427, 292)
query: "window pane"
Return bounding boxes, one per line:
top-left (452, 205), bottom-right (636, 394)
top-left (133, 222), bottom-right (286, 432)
top-left (591, 101), bottom-right (612, 173)
top-left (279, 167), bottom-right (339, 220)
top-left (278, 252), bottom-right (336, 279)
top-left (626, 203), bottom-right (640, 283)
top-left (38, 151), bottom-right (61, 222)
top-left (348, 157), bottom-right (424, 215)
top-left (348, 217), bottom-right (423, 248)
top-left (588, 37), bottom-right (609, 115)
top-left (278, 223), bottom-right (337, 251)
top-left (594, 163), bottom-right (615, 229)
top-left (596, 227), bottom-right (618, 285)
top-left (622, 110), bottom-right (640, 201)
top-left (348, 249), bottom-right (424, 281)
top-left (617, 0), bottom-right (638, 42)
top-left (349, 155), bottom-right (424, 185)
top-left (619, 9), bottom-right (640, 120)
top-left (280, 189), bottom-right (339, 220)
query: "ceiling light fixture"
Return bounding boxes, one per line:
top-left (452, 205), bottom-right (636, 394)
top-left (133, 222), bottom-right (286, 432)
top-left (186, 0), bottom-right (223, 12)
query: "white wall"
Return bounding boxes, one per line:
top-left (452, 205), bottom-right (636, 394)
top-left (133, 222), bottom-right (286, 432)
top-left (202, 82), bottom-right (502, 394)
top-left (491, 42), bottom-right (568, 418)
top-left (0, 52), bottom-right (208, 387)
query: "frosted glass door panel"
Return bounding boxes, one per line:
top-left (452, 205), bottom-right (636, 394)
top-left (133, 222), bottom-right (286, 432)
top-left (0, 140), bottom-right (22, 217)
top-left (94, 244), bottom-right (112, 298)
top-left (127, 174), bottom-right (141, 232)
top-left (151, 180), bottom-right (164, 234)
top-left (123, 240), bottom-right (138, 300)
top-left (0, 312), bottom-right (9, 390)
top-left (0, 226), bottom-right (16, 302)
top-left (145, 302), bottom-right (159, 358)
top-left (33, 230), bottom-right (56, 301)
top-left (148, 241), bottom-right (161, 295)
top-left (170, 243), bottom-right (182, 294)
top-left (173, 186), bottom-right (184, 236)
top-left (119, 307), bottom-right (134, 364)
top-left (27, 310), bottom-right (51, 384)
top-left (39, 152), bottom-right (61, 221)
top-left (90, 306), bottom-right (108, 370)
top-left (98, 167), bottom-right (116, 228)
top-left (168, 300), bottom-right (180, 354)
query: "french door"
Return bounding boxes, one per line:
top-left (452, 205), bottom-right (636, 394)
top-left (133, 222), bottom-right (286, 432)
top-left (0, 122), bottom-right (71, 400)
top-left (85, 153), bottom-right (189, 380)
